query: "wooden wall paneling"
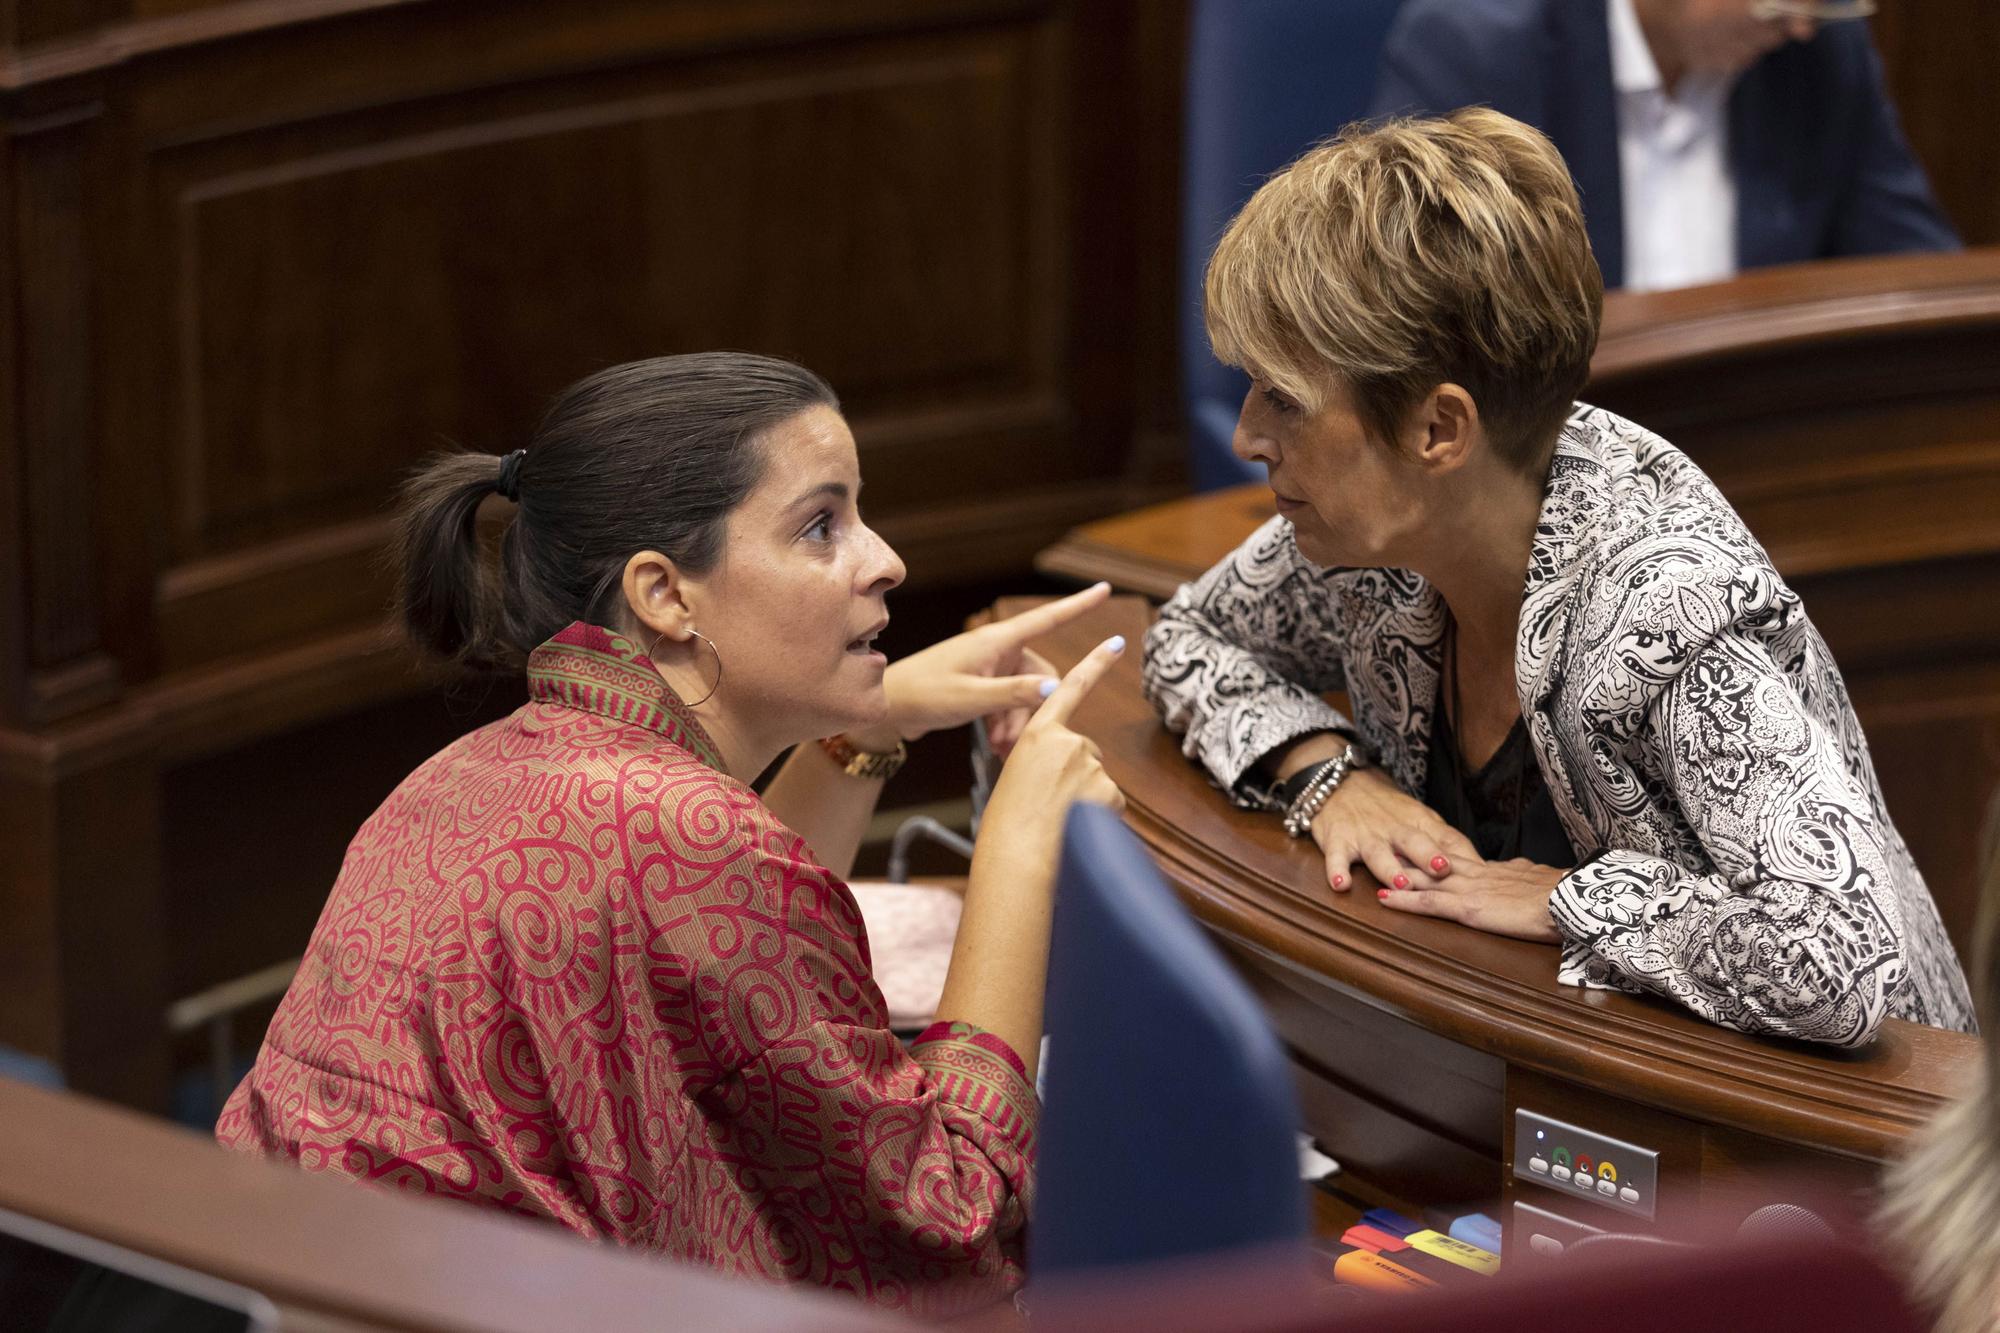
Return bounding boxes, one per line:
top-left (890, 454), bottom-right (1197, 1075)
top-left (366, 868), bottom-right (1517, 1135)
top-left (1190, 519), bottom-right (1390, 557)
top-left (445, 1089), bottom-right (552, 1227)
top-left (1846, 661), bottom-right (2000, 958)
top-left (0, 74), bottom-right (171, 1104)
top-left (8, 95), bottom-right (123, 724)
top-left (0, 88), bottom-right (25, 725)
top-left (0, 745), bottom-right (61, 1058)
top-left (138, 13), bottom-right (1077, 674)
top-left (0, 726), bottom-right (169, 1107)
top-left (1063, 0), bottom-right (1188, 494)
top-left (1870, 6), bottom-right (2000, 248)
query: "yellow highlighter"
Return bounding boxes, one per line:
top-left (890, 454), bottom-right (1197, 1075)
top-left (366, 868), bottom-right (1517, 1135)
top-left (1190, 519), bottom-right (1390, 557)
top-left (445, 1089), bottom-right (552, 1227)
top-left (1403, 1229), bottom-right (1501, 1276)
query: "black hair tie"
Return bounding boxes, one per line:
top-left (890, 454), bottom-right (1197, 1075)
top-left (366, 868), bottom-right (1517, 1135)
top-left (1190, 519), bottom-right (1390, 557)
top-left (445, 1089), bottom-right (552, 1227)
top-left (495, 449), bottom-right (527, 502)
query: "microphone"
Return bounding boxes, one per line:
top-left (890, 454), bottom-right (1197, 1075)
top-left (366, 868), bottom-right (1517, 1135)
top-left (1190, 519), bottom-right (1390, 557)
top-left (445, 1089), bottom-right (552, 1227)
top-left (1735, 1203), bottom-right (1836, 1247)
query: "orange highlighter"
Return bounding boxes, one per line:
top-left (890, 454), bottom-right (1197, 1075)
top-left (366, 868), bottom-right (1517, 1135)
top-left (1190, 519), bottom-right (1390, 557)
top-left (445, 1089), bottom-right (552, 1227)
top-left (1332, 1248), bottom-right (1438, 1293)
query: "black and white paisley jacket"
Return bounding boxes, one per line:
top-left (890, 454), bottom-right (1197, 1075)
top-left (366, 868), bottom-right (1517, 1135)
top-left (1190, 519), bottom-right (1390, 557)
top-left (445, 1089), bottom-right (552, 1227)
top-left (1142, 404), bottom-right (1975, 1046)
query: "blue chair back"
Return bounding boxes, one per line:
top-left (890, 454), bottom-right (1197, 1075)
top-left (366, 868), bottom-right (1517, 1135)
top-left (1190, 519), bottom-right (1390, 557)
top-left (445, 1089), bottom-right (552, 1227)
top-left (1030, 804), bottom-right (1306, 1277)
top-left (1179, 0), bottom-right (1406, 489)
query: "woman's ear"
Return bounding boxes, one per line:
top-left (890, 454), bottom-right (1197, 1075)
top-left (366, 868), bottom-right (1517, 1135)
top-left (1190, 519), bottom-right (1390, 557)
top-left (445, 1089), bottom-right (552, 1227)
top-left (1414, 384), bottom-right (1481, 473)
top-left (621, 550), bottom-right (694, 644)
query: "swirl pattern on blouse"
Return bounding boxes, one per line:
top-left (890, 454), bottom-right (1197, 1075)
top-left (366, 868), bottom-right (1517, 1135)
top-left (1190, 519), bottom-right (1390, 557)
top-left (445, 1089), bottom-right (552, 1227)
top-left (1142, 404), bottom-right (1975, 1047)
top-left (218, 623), bottom-right (1036, 1316)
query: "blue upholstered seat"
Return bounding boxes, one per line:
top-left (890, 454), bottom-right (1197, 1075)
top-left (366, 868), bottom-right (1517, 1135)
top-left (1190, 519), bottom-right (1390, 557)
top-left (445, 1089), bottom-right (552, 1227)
top-left (1030, 804), bottom-right (1307, 1276)
top-left (1180, 0), bottom-right (1406, 489)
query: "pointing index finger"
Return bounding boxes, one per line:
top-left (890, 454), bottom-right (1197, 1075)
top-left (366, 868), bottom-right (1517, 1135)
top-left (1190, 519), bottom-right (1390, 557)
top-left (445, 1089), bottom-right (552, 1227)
top-left (1036, 634), bottom-right (1125, 726)
top-left (983, 583), bottom-right (1113, 649)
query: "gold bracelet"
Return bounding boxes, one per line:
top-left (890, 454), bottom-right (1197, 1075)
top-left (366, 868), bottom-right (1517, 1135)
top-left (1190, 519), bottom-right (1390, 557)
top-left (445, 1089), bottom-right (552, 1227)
top-left (817, 733), bottom-right (907, 781)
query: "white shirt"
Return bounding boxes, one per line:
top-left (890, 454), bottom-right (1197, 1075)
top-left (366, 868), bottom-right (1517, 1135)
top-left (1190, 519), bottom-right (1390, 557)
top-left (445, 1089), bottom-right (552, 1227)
top-left (1607, 0), bottom-right (1738, 291)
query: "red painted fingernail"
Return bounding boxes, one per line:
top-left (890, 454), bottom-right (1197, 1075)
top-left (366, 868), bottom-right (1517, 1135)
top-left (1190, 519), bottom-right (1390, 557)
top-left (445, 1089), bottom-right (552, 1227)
top-left (1331, 874), bottom-right (1346, 889)
top-left (1376, 888), bottom-right (1390, 900)
top-left (1431, 856), bottom-right (1450, 874)
top-left (1393, 874), bottom-right (1410, 890)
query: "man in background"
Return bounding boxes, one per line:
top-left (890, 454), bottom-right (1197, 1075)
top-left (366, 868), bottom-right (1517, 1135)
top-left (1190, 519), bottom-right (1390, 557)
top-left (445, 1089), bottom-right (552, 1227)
top-left (1370, 0), bottom-right (1958, 291)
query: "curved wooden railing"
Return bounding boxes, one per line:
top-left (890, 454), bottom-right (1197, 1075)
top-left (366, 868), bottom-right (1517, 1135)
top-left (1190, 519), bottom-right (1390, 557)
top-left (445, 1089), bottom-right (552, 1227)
top-left (1017, 597), bottom-right (1971, 1179)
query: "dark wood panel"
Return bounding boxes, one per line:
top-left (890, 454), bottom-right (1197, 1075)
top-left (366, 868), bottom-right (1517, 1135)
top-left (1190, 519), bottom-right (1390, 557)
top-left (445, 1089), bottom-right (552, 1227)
top-left (1235, 936), bottom-right (1503, 1205)
top-left (1849, 662), bottom-right (2000, 956)
top-left (168, 40), bottom-right (1034, 546)
top-left (0, 732), bottom-right (169, 1106)
top-left (146, 24), bottom-right (1063, 672)
top-left (161, 685), bottom-right (519, 998)
top-left (7, 99), bottom-right (124, 726)
top-left (1872, 5), bottom-right (2000, 247)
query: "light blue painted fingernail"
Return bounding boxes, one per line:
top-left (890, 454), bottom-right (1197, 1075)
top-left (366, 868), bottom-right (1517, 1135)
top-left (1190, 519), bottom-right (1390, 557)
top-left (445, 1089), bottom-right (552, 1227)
top-left (1038, 678), bottom-right (1059, 698)
top-left (1105, 635), bottom-right (1126, 654)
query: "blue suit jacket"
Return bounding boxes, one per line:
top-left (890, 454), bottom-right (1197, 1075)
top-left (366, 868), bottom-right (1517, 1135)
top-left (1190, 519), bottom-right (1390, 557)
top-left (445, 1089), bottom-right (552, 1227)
top-left (1369, 0), bottom-right (1959, 288)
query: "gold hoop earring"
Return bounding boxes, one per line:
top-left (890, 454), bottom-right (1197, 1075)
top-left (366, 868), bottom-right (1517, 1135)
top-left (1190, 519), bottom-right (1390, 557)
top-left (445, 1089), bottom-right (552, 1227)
top-left (647, 628), bottom-right (724, 708)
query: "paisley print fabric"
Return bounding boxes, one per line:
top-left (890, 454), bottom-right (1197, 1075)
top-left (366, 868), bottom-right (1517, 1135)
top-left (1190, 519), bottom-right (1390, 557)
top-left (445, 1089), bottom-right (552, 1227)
top-left (1143, 405), bottom-right (1974, 1046)
top-left (217, 623), bottom-right (1035, 1315)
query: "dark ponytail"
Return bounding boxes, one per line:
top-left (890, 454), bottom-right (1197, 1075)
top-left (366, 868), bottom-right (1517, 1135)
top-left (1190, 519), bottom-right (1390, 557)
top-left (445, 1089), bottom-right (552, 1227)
top-left (394, 352), bottom-right (838, 670)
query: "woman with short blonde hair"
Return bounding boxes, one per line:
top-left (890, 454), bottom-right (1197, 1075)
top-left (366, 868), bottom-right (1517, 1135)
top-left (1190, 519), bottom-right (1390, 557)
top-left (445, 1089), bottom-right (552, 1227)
top-left (1204, 107), bottom-right (1601, 470)
top-left (1145, 108), bottom-right (1973, 1045)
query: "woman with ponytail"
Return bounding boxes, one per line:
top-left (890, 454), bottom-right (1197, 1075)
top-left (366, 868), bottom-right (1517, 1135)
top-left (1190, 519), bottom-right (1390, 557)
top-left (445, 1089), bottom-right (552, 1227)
top-left (217, 353), bottom-right (1123, 1316)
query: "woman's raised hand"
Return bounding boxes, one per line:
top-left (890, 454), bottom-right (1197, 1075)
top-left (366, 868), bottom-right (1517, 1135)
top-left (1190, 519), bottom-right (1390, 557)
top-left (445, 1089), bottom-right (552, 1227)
top-left (1311, 767), bottom-right (1481, 894)
top-left (863, 582), bottom-right (1114, 753)
top-left (974, 634), bottom-right (1128, 882)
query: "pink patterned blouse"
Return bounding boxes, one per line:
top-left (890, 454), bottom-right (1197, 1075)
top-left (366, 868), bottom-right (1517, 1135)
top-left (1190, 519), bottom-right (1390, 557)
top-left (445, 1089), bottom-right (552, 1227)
top-left (217, 623), bottom-right (1037, 1314)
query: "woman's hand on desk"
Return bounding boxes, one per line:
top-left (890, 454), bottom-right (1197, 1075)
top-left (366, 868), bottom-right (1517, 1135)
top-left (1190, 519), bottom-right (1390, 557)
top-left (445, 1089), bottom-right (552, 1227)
top-left (1375, 857), bottom-right (1564, 943)
top-left (1312, 767), bottom-right (1480, 894)
top-left (851, 581), bottom-right (1113, 756)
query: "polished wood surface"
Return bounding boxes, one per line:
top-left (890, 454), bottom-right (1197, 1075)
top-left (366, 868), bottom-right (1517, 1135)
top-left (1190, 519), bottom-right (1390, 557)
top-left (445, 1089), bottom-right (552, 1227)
top-left (1874, 3), bottom-right (2000, 249)
top-left (0, 0), bottom-right (1184, 1106)
top-left (1037, 250), bottom-right (2000, 963)
top-left (0, 1076), bottom-right (899, 1332)
top-left (1010, 594), bottom-right (1977, 1238)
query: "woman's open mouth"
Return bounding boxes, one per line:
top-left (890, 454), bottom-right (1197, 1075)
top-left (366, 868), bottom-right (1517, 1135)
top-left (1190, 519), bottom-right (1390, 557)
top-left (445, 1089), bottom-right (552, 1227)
top-left (846, 623), bottom-right (888, 664)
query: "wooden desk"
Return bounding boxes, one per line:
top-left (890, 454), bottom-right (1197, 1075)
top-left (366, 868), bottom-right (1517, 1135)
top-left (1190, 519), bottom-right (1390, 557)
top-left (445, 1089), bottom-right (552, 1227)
top-left (0, 1077), bottom-right (900, 1332)
top-left (1037, 250), bottom-right (2000, 964)
top-left (1009, 594), bottom-right (1976, 1256)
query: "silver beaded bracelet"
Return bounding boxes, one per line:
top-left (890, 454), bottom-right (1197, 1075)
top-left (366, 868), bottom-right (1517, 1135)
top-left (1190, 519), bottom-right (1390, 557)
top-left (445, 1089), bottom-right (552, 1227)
top-left (1282, 743), bottom-right (1365, 838)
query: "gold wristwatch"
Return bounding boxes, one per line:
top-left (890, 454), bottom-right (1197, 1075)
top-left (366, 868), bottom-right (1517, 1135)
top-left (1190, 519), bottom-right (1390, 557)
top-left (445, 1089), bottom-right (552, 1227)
top-left (817, 732), bottom-right (908, 781)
